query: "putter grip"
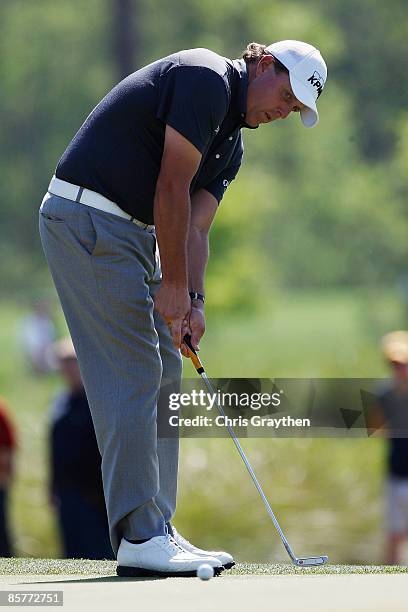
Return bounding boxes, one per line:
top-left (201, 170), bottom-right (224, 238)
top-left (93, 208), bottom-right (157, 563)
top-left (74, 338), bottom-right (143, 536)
top-left (183, 334), bottom-right (204, 374)
top-left (183, 334), bottom-right (197, 355)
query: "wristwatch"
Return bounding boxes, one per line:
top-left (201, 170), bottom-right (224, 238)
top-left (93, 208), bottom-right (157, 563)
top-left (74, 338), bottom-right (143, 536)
top-left (189, 292), bottom-right (205, 304)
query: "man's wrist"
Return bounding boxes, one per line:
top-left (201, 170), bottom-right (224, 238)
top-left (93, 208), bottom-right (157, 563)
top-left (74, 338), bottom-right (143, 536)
top-left (191, 300), bottom-right (204, 311)
top-left (161, 279), bottom-right (188, 290)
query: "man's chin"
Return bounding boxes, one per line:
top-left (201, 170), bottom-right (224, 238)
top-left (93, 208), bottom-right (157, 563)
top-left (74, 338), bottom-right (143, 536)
top-left (241, 112), bottom-right (255, 127)
top-left (241, 113), bottom-right (262, 130)
top-left (243, 118), bottom-right (260, 129)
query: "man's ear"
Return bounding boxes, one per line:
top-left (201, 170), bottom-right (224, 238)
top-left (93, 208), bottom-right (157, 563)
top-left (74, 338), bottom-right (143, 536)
top-left (255, 54), bottom-right (275, 77)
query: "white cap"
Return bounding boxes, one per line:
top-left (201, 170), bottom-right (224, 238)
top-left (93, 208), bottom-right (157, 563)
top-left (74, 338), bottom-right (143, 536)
top-left (265, 40), bottom-right (327, 128)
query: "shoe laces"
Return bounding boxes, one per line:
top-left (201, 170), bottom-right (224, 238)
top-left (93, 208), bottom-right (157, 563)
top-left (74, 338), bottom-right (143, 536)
top-left (163, 528), bottom-right (185, 554)
top-left (172, 527), bottom-right (192, 550)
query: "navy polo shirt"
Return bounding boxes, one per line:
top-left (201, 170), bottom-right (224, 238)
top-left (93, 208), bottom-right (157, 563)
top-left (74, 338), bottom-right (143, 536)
top-left (56, 49), bottom-right (250, 224)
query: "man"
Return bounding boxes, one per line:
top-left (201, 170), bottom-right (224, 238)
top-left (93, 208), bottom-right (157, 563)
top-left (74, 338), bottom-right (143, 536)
top-left (0, 397), bottom-right (16, 557)
top-left (49, 338), bottom-right (114, 560)
top-left (39, 40), bottom-right (327, 576)
top-left (19, 300), bottom-right (56, 374)
top-left (372, 332), bottom-right (408, 564)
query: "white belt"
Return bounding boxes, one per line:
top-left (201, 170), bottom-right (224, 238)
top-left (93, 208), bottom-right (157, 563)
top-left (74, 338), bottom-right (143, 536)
top-left (47, 176), bottom-right (154, 230)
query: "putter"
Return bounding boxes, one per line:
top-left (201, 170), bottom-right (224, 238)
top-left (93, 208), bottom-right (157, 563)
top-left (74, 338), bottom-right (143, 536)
top-left (183, 334), bottom-right (328, 567)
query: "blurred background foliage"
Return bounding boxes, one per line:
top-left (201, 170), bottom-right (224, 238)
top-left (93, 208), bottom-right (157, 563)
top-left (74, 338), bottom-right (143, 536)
top-left (0, 0), bottom-right (407, 562)
top-left (0, 0), bottom-right (407, 301)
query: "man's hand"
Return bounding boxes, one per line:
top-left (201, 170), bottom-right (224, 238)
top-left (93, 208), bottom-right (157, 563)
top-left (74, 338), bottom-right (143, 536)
top-left (154, 283), bottom-right (191, 349)
top-left (181, 303), bottom-right (205, 357)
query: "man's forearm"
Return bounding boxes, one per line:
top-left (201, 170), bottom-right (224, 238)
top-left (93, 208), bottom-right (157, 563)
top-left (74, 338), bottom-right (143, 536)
top-left (154, 182), bottom-right (190, 286)
top-left (187, 224), bottom-right (209, 295)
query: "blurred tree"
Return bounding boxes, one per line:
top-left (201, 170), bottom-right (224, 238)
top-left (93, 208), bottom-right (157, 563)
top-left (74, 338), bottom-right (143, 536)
top-left (0, 0), bottom-right (112, 292)
top-left (111, 0), bottom-right (140, 79)
top-left (0, 0), bottom-right (406, 301)
top-left (316, 0), bottom-right (408, 161)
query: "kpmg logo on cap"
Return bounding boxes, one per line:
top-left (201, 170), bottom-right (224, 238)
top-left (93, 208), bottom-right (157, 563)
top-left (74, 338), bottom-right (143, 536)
top-left (307, 71), bottom-right (325, 98)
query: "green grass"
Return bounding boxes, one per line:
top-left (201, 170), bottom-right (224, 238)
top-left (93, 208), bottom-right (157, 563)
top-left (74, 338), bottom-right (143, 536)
top-left (0, 288), bottom-right (406, 563)
top-left (0, 558), bottom-right (117, 576)
top-left (0, 559), bottom-right (406, 576)
top-left (231, 563), bottom-right (408, 575)
top-left (185, 287), bottom-right (405, 378)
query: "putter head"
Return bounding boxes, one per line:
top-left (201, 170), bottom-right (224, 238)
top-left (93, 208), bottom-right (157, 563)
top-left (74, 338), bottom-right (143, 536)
top-left (294, 555), bottom-right (328, 566)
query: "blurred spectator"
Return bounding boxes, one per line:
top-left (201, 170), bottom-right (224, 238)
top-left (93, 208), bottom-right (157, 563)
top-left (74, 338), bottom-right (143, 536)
top-left (372, 331), bottom-right (408, 564)
top-left (19, 300), bottom-right (56, 374)
top-left (0, 398), bottom-right (17, 557)
top-left (49, 338), bottom-right (113, 559)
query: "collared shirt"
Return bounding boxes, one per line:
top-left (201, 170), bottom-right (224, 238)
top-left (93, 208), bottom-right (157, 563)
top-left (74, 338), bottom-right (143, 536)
top-left (56, 49), bottom-right (251, 224)
top-left (50, 387), bottom-right (105, 510)
top-left (377, 384), bottom-right (408, 477)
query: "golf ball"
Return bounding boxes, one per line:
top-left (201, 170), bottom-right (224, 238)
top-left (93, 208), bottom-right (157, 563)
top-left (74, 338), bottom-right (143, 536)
top-left (197, 563), bottom-right (214, 581)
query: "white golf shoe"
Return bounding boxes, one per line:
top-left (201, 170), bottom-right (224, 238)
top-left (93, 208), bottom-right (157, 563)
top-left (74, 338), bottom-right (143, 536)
top-left (171, 526), bottom-right (235, 569)
top-left (116, 534), bottom-right (224, 577)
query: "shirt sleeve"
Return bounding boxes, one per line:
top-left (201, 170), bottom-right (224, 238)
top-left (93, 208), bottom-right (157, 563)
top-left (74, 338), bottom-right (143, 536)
top-left (203, 139), bottom-right (244, 204)
top-left (157, 65), bottom-right (229, 154)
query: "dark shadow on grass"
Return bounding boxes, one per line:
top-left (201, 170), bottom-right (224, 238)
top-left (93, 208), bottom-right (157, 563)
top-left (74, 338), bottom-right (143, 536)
top-left (17, 575), bottom-right (167, 584)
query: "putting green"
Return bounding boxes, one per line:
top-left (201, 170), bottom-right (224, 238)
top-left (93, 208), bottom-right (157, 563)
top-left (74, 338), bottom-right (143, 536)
top-left (0, 560), bottom-right (407, 612)
top-left (0, 559), bottom-right (407, 576)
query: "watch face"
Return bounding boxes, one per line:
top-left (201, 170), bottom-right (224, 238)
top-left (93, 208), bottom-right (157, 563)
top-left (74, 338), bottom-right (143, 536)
top-left (189, 292), bottom-right (205, 302)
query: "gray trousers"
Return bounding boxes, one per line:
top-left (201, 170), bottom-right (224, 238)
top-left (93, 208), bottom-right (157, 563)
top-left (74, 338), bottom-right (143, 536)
top-left (39, 192), bottom-right (181, 556)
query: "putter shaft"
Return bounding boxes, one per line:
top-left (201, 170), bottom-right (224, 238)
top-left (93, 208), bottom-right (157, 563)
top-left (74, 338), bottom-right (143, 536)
top-left (183, 335), bottom-right (328, 567)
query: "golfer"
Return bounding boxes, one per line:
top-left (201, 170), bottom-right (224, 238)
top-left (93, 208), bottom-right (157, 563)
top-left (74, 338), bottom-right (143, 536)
top-left (39, 40), bottom-right (327, 576)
